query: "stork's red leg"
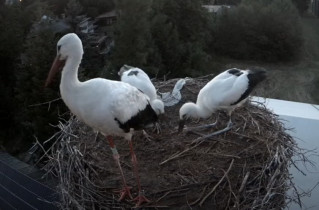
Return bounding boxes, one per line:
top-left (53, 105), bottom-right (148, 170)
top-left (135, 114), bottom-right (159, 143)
top-left (128, 139), bottom-right (151, 206)
top-left (107, 136), bottom-right (133, 201)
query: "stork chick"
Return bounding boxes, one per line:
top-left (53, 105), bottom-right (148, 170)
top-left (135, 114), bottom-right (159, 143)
top-left (178, 68), bottom-right (267, 137)
top-left (119, 65), bottom-right (165, 134)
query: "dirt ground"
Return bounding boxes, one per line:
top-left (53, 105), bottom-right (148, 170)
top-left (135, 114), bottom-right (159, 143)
top-left (43, 75), bottom-right (296, 209)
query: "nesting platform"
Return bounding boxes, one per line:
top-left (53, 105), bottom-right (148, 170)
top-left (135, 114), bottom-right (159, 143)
top-left (42, 75), bottom-right (301, 209)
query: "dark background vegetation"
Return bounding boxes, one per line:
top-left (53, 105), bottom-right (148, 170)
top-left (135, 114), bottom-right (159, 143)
top-left (0, 0), bottom-right (317, 156)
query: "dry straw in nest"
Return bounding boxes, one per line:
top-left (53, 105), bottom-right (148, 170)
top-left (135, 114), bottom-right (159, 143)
top-left (39, 76), bottom-right (310, 209)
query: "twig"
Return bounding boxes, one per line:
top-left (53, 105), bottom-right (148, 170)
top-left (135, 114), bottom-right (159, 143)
top-left (189, 184), bottom-right (210, 206)
top-left (239, 171), bottom-right (250, 193)
top-left (29, 97), bottom-right (62, 111)
top-left (199, 159), bottom-right (235, 206)
top-left (159, 138), bottom-right (205, 165)
top-left (155, 191), bottom-right (171, 203)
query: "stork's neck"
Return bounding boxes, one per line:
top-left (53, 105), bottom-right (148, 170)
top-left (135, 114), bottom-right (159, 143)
top-left (184, 103), bottom-right (212, 119)
top-left (60, 54), bottom-right (82, 92)
top-left (195, 104), bottom-right (212, 119)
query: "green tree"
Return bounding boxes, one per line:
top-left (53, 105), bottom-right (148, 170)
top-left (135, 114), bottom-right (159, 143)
top-left (47, 0), bottom-right (68, 15)
top-left (291, 0), bottom-right (310, 15)
top-left (111, 0), bottom-right (152, 71)
top-left (111, 0), bottom-right (213, 78)
top-left (21, 0), bottom-right (51, 35)
top-left (80, 0), bottom-right (115, 17)
top-left (202, 0), bottom-right (241, 5)
top-left (65, 0), bottom-right (83, 31)
top-left (79, 35), bottom-right (108, 79)
top-left (149, 0), bottom-right (213, 77)
top-left (14, 29), bottom-right (69, 153)
top-left (0, 1), bottom-right (52, 153)
top-left (212, 0), bottom-right (302, 62)
top-left (0, 4), bottom-right (24, 150)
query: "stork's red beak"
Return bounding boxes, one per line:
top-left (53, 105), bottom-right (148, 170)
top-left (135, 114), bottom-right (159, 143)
top-left (45, 55), bottom-right (66, 87)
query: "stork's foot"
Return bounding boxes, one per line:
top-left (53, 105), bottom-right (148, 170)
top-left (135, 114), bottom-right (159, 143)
top-left (185, 122), bottom-right (218, 133)
top-left (227, 120), bottom-right (233, 128)
top-left (192, 125), bottom-right (233, 144)
top-left (114, 186), bottom-right (133, 201)
top-left (187, 130), bottom-right (206, 136)
top-left (152, 122), bottom-right (161, 134)
top-left (132, 192), bottom-right (151, 207)
top-left (142, 130), bottom-right (153, 141)
top-left (185, 115), bottom-right (220, 133)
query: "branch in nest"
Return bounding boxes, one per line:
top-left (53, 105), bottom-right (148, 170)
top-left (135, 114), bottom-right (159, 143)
top-left (29, 97), bottom-right (62, 111)
top-left (199, 159), bottom-right (235, 206)
top-left (159, 138), bottom-right (205, 165)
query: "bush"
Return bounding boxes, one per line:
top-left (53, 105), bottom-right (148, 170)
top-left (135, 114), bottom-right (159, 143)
top-left (212, 0), bottom-right (303, 62)
top-left (149, 0), bottom-right (213, 77)
top-left (110, 0), bottom-right (213, 78)
top-left (14, 29), bottom-right (69, 151)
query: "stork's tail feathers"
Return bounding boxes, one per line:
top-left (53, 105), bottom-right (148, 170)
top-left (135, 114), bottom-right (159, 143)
top-left (247, 69), bottom-right (267, 86)
top-left (230, 69), bottom-right (267, 106)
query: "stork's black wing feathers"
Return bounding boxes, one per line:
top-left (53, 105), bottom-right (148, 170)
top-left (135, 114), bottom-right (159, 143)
top-left (228, 68), bottom-right (243, 76)
top-left (231, 69), bottom-right (267, 105)
top-left (115, 102), bottom-right (158, 133)
top-left (128, 70), bottom-right (139, 76)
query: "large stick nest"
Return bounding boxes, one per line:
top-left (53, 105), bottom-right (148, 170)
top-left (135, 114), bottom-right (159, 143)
top-left (42, 75), bottom-right (304, 209)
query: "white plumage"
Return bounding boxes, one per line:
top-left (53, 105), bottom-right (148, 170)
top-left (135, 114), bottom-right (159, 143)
top-left (178, 68), bottom-right (267, 135)
top-left (62, 78), bottom-right (152, 137)
top-left (45, 33), bottom-right (156, 206)
top-left (119, 66), bottom-right (165, 115)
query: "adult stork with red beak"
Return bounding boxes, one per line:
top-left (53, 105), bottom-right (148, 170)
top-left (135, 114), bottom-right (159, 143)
top-left (45, 33), bottom-right (158, 206)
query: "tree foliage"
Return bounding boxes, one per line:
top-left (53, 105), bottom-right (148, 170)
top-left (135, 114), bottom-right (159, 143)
top-left (110, 0), bottom-right (304, 74)
top-left (0, 4), bottom-right (25, 148)
top-left (0, 1), bottom-right (59, 152)
top-left (79, 35), bottom-right (108, 79)
top-left (291, 0), bottom-right (310, 15)
top-left (65, 0), bottom-right (83, 31)
top-left (47, 0), bottom-right (114, 17)
top-left (111, 0), bottom-right (213, 77)
top-left (202, 0), bottom-right (241, 5)
top-left (14, 29), bottom-right (69, 151)
top-left (212, 0), bottom-right (303, 62)
top-left (47, 0), bottom-right (68, 15)
top-left (111, 0), bottom-right (152, 71)
top-left (65, 0), bottom-right (83, 18)
top-left (79, 0), bottom-right (114, 17)
top-left (150, 0), bottom-right (213, 76)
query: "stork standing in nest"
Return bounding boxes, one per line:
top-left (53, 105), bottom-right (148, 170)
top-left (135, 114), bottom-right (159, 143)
top-left (119, 65), bottom-right (165, 133)
top-left (45, 33), bottom-right (158, 206)
top-left (178, 68), bottom-right (267, 137)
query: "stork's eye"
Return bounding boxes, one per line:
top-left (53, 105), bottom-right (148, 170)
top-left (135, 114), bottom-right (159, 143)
top-left (57, 45), bottom-right (61, 52)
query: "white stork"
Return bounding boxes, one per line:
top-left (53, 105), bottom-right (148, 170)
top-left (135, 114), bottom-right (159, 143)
top-left (178, 68), bottom-right (267, 137)
top-left (119, 65), bottom-right (165, 134)
top-left (45, 33), bottom-right (157, 206)
top-left (118, 65), bottom-right (164, 116)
